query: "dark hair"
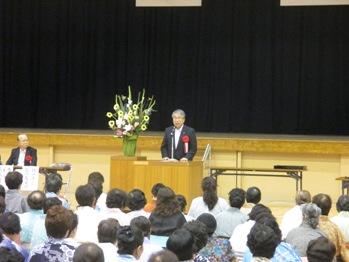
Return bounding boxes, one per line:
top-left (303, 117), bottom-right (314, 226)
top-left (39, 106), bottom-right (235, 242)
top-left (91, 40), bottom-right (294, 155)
top-left (5, 171), bottom-right (23, 190)
top-left (306, 236), bottom-right (336, 262)
top-left (229, 188), bottom-right (246, 209)
top-left (45, 205), bottom-right (72, 238)
top-left (255, 215), bottom-right (282, 244)
top-left (88, 172), bottom-right (105, 184)
top-left (148, 250), bottom-right (179, 262)
top-left (89, 181), bottom-right (103, 200)
top-left (154, 187), bottom-right (180, 216)
top-left (75, 184), bottom-right (95, 207)
top-left (45, 173), bottom-right (63, 193)
top-left (312, 193), bottom-right (332, 216)
top-left (182, 221), bottom-right (208, 253)
top-left (0, 185), bottom-right (5, 198)
top-left (246, 187), bottom-right (261, 204)
top-left (43, 197), bottom-right (62, 214)
top-left (201, 177), bottom-right (218, 211)
top-left (98, 218), bottom-right (120, 244)
top-left (106, 189), bottom-right (127, 209)
top-left (247, 223), bottom-right (278, 259)
top-left (73, 242), bottom-right (105, 262)
top-left (130, 216), bottom-right (151, 238)
top-left (248, 204), bottom-right (272, 221)
top-left (166, 228), bottom-right (194, 261)
top-left (196, 213), bottom-right (217, 237)
top-left (0, 196), bottom-right (5, 214)
top-left (0, 212), bottom-right (21, 234)
top-left (117, 226), bottom-right (144, 255)
top-left (336, 195), bottom-right (349, 212)
top-left (151, 183), bottom-right (166, 197)
top-left (0, 247), bottom-right (25, 262)
top-left (175, 194), bottom-right (187, 212)
top-left (295, 190), bottom-right (311, 205)
top-left (127, 189), bottom-right (147, 211)
top-left (27, 190), bottom-right (45, 210)
top-left (67, 210), bottom-right (78, 238)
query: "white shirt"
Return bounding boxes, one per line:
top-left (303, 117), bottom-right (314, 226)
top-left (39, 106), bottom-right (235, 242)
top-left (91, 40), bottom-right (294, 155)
top-left (127, 209), bottom-right (150, 220)
top-left (331, 211), bottom-right (349, 242)
top-left (100, 208), bottom-right (131, 226)
top-left (229, 220), bottom-right (255, 260)
top-left (74, 206), bottom-right (101, 243)
top-left (18, 149), bottom-right (26, 166)
top-left (174, 126), bottom-right (183, 149)
top-left (280, 205), bottom-right (303, 239)
top-left (138, 238), bottom-right (163, 262)
top-left (96, 193), bottom-right (107, 212)
top-left (98, 242), bottom-right (118, 262)
top-left (187, 196), bottom-right (229, 219)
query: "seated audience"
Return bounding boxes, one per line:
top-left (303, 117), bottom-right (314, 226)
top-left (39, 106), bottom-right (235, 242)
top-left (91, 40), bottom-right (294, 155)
top-left (0, 184), bottom-right (5, 198)
top-left (45, 173), bottom-right (70, 208)
top-left (5, 171), bottom-right (29, 213)
top-left (285, 203), bottom-right (326, 257)
top-left (116, 226), bottom-right (144, 261)
top-left (0, 212), bottom-right (29, 260)
top-left (197, 213), bottom-right (236, 262)
top-left (149, 187), bottom-right (186, 236)
top-left (167, 228), bottom-right (195, 261)
top-left (280, 190), bottom-right (311, 239)
top-left (29, 205), bottom-right (77, 261)
top-left (144, 183), bottom-right (166, 213)
top-left (306, 236), bottom-right (336, 262)
top-left (0, 247), bottom-right (25, 262)
top-left (130, 216), bottom-right (162, 261)
top-left (241, 187), bottom-right (261, 215)
top-left (126, 189), bottom-right (150, 219)
top-left (312, 193), bottom-right (348, 261)
top-left (331, 195), bottom-right (349, 242)
top-left (148, 250), bottom-right (179, 262)
top-left (65, 210), bottom-right (79, 248)
top-left (73, 242), bottom-right (104, 262)
top-left (88, 172), bottom-right (107, 212)
top-left (74, 184), bottom-right (101, 243)
top-left (176, 194), bottom-right (194, 222)
top-left (6, 134), bottom-right (37, 166)
top-left (18, 190), bottom-right (45, 249)
top-left (97, 218), bottom-right (119, 262)
top-left (101, 188), bottom-right (130, 226)
top-left (188, 177), bottom-right (229, 219)
top-left (0, 196), bottom-right (5, 215)
top-left (215, 188), bottom-right (248, 238)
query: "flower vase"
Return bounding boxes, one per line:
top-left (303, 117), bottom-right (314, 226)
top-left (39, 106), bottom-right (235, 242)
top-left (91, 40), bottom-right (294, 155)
top-left (122, 134), bottom-right (138, 156)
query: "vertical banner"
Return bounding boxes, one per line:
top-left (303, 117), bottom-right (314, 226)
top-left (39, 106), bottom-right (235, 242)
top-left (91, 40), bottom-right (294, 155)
top-left (18, 166), bottom-right (40, 191)
top-left (0, 165), bottom-right (14, 190)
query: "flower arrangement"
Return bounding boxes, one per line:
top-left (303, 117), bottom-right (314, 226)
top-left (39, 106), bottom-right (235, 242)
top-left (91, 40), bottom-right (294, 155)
top-left (106, 86), bottom-right (156, 156)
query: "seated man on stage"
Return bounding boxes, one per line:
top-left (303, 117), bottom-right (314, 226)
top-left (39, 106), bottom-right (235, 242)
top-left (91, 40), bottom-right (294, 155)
top-left (6, 134), bottom-right (37, 166)
top-left (161, 109), bottom-right (197, 162)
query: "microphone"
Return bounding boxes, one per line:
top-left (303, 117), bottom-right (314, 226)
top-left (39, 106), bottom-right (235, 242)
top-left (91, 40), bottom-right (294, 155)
top-left (170, 126), bottom-right (175, 159)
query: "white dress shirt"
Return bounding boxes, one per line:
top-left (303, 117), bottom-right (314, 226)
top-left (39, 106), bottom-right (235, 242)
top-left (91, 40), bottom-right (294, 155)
top-left (280, 205), bottom-right (303, 239)
top-left (187, 196), bottom-right (229, 219)
top-left (331, 211), bottom-right (349, 242)
top-left (174, 126), bottom-right (183, 149)
top-left (18, 149), bottom-right (26, 166)
top-left (74, 206), bottom-right (101, 243)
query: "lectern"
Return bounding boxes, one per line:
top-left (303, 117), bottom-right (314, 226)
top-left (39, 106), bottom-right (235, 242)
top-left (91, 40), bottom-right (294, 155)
top-left (110, 156), bottom-right (203, 206)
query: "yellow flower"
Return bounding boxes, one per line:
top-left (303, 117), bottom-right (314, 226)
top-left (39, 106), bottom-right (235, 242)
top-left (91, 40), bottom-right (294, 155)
top-left (132, 104), bottom-right (139, 110)
top-left (128, 110), bottom-right (133, 116)
top-left (113, 104), bottom-right (119, 111)
top-left (106, 112), bottom-right (113, 118)
top-left (108, 120), bottom-right (115, 128)
top-left (118, 110), bottom-right (124, 117)
top-left (141, 124), bottom-right (147, 131)
top-left (128, 115), bottom-right (134, 121)
top-left (143, 115), bottom-right (150, 121)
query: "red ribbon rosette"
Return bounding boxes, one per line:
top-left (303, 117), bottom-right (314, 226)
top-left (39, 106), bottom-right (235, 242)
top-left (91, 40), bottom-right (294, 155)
top-left (25, 155), bottom-right (32, 164)
top-left (182, 135), bottom-right (190, 153)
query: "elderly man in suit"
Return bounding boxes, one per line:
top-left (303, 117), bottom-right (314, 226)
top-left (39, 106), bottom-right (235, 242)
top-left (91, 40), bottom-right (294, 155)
top-left (161, 109), bottom-right (197, 161)
top-left (6, 134), bottom-right (37, 166)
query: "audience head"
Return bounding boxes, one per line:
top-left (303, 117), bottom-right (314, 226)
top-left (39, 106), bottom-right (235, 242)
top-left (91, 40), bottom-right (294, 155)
top-left (247, 223), bottom-right (279, 259)
top-left (75, 184), bottom-right (96, 207)
top-left (98, 218), bottom-right (120, 244)
top-left (88, 172), bottom-right (104, 200)
top-left (43, 196), bottom-right (62, 214)
top-left (0, 196), bottom-right (5, 215)
top-left (295, 190), bottom-right (311, 205)
top-left (0, 185), bottom-right (5, 198)
top-left (73, 242), bottom-right (104, 262)
top-left (175, 194), bottom-right (187, 212)
top-left (151, 183), bottom-right (166, 198)
top-left (302, 203), bottom-right (322, 229)
top-left (0, 212), bottom-right (21, 235)
top-left (312, 193), bottom-right (332, 216)
top-left (89, 181), bottom-right (103, 201)
top-left (249, 204), bottom-right (272, 221)
top-left (201, 176), bottom-right (218, 211)
top-left (196, 213), bottom-right (217, 237)
top-left (45, 173), bottom-right (63, 194)
top-left (130, 216), bottom-right (151, 238)
top-left (45, 205), bottom-right (72, 238)
top-left (154, 187), bottom-right (180, 216)
top-left (148, 250), bottom-right (179, 262)
top-left (182, 220), bottom-right (208, 253)
top-left (5, 171), bottom-right (23, 190)
top-left (229, 188), bottom-right (246, 209)
top-left (127, 189), bottom-right (147, 211)
top-left (27, 190), bottom-right (45, 210)
top-left (117, 226), bottom-right (144, 259)
top-left (246, 187), bottom-right (261, 204)
top-left (254, 214), bottom-right (282, 244)
top-left (17, 134), bottom-right (29, 150)
top-left (67, 210), bottom-right (78, 238)
top-left (106, 188), bottom-right (127, 209)
top-left (336, 195), bottom-right (349, 212)
top-left (166, 228), bottom-right (194, 261)
top-left (306, 236), bottom-right (336, 262)
top-left (0, 247), bottom-right (24, 262)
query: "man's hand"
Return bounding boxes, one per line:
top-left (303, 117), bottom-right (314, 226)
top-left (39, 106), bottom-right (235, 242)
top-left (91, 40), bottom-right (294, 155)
top-left (180, 157), bottom-right (188, 162)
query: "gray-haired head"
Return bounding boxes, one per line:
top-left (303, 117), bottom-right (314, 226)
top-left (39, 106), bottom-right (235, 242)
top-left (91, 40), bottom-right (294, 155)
top-left (172, 109), bottom-right (186, 119)
top-left (302, 203), bottom-right (321, 229)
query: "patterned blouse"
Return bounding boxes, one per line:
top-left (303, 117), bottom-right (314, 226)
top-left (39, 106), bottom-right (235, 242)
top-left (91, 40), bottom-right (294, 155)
top-left (198, 236), bottom-right (236, 262)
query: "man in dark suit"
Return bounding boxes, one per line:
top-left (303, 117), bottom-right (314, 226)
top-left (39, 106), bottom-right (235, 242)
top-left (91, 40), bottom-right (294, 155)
top-left (6, 134), bottom-right (37, 166)
top-left (161, 109), bottom-right (197, 161)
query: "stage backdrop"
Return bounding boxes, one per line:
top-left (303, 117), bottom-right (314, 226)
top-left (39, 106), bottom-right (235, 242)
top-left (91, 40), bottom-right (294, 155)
top-left (0, 0), bottom-right (348, 134)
